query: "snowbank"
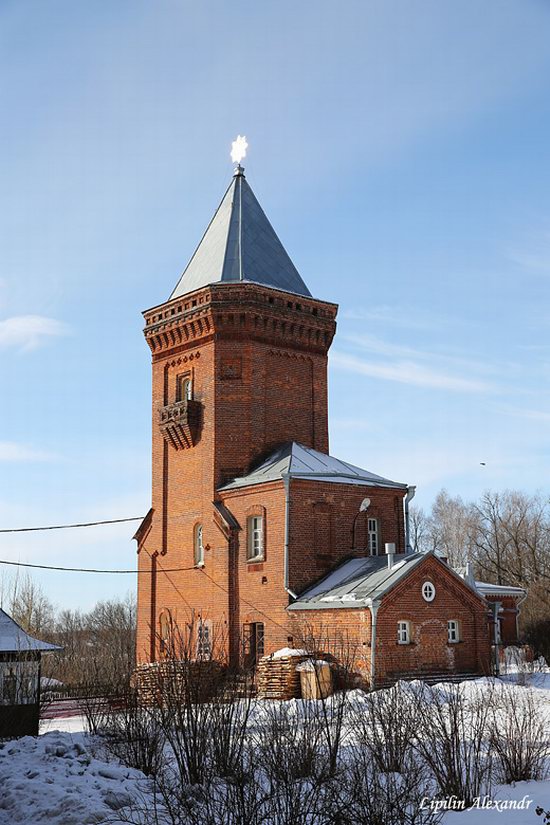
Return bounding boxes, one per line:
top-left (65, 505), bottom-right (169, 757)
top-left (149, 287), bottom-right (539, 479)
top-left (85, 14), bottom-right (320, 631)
top-left (0, 731), bottom-right (149, 825)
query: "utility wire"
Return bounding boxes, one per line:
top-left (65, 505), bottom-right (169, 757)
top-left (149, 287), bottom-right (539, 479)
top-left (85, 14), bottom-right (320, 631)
top-left (0, 517), bottom-right (144, 534)
top-left (0, 559), bottom-right (195, 575)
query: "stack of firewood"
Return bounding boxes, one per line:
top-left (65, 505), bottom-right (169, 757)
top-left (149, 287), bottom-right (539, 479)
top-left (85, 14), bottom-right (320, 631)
top-left (132, 659), bottom-right (224, 704)
top-left (256, 651), bottom-right (309, 700)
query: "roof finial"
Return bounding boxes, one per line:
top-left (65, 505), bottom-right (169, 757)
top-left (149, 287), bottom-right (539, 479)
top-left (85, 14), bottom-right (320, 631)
top-left (230, 135), bottom-right (248, 176)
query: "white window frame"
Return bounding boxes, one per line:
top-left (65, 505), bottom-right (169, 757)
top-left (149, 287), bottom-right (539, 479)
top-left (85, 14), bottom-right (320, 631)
top-left (196, 619), bottom-right (211, 660)
top-left (194, 523), bottom-right (204, 566)
top-left (397, 620), bottom-right (411, 645)
top-left (247, 515), bottom-right (264, 561)
top-left (422, 581), bottom-right (436, 602)
top-left (447, 620), bottom-right (460, 643)
top-left (367, 518), bottom-right (379, 556)
top-left (177, 375), bottom-right (192, 402)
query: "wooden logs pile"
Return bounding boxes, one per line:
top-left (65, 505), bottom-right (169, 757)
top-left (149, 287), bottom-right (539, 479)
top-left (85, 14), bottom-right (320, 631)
top-left (256, 650), bottom-right (310, 700)
top-left (132, 659), bottom-right (224, 705)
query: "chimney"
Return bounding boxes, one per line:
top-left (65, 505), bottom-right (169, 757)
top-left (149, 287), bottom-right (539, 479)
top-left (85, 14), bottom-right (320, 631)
top-left (385, 542), bottom-right (396, 569)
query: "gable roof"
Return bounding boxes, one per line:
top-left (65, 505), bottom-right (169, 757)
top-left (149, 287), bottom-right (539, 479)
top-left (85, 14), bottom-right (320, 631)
top-left (218, 442), bottom-right (408, 492)
top-left (290, 551), bottom-right (487, 611)
top-left (289, 553), bottom-right (426, 610)
top-left (0, 608), bottom-right (62, 653)
top-left (170, 168), bottom-right (312, 299)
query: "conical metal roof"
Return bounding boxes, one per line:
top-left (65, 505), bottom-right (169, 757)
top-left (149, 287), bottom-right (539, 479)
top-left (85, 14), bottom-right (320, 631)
top-left (170, 169), bottom-right (311, 299)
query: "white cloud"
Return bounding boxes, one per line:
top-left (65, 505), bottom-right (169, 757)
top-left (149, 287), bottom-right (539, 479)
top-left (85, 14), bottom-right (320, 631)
top-left (331, 352), bottom-right (492, 393)
top-left (497, 405), bottom-right (550, 423)
top-left (0, 442), bottom-right (57, 462)
top-left (0, 315), bottom-right (68, 351)
top-left (340, 306), bottom-right (445, 331)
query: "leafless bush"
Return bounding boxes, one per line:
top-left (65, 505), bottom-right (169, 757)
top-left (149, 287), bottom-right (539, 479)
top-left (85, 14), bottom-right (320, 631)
top-left (412, 683), bottom-right (493, 807)
top-left (336, 747), bottom-right (442, 825)
top-left (253, 699), bottom-right (326, 783)
top-left (298, 623), bottom-right (360, 777)
top-left (489, 684), bottom-right (550, 783)
top-left (352, 682), bottom-right (420, 773)
top-left (102, 687), bottom-right (165, 776)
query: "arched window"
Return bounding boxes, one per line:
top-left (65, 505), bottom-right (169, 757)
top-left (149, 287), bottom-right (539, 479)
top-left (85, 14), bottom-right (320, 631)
top-left (247, 516), bottom-right (264, 561)
top-left (197, 618), bottom-right (212, 660)
top-left (194, 523), bottom-right (204, 566)
top-left (177, 374), bottom-right (192, 402)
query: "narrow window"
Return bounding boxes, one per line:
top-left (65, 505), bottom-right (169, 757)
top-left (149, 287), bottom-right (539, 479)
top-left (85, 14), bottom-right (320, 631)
top-left (177, 375), bottom-right (192, 402)
top-left (447, 620), bottom-right (460, 643)
top-left (159, 610), bottom-right (172, 657)
top-left (247, 516), bottom-right (264, 560)
top-left (194, 523), bottom-right (204, 566)
top-left (368, 518), bottom-right (379, 555)
top-left (397, 620), bottom-right (410, 645)
top-left (196, 619), bottom-right (211, 659)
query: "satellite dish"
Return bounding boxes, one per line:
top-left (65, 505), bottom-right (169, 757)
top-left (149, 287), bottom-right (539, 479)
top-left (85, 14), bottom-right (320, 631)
top-left (359, 498), bottom-right (371, 512)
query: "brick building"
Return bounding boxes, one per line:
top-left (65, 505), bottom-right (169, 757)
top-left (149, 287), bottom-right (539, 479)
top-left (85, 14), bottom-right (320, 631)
top-left (135, 162), bottom-right (524, 685)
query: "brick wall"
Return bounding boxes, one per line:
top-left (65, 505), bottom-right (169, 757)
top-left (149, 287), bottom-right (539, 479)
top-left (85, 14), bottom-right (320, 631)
top-left (287, 479), bottom-right (406, 595)
top-left (136, 282), bottom-right (338, 664)
top-left (288, 555), bottom-right (492, 685)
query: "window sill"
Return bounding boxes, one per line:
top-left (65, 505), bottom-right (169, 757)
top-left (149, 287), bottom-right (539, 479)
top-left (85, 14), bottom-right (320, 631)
top-left (247, 556), bottom-right (265, 564)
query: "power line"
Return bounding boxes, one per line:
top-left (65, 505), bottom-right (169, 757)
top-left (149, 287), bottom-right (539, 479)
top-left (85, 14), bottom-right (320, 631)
top-left (0, 517), bottom-right (144, 534)
top-left (0, 559), bottom-right (195, 575)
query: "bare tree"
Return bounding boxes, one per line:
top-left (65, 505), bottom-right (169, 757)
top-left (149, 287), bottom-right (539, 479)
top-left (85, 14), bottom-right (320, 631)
top-left (428, 490), bottom-right (475, 568)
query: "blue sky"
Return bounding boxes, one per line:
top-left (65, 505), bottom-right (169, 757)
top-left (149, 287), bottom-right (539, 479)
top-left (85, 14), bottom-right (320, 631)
top-left (1, 0), bottom-right (550, 609)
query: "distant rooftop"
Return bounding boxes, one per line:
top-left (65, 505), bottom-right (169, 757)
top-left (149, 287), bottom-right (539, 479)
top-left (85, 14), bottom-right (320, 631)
top-left (0, 608), bottom-right (61, 653)
top-left (218, 442), bottom-right (408, 492)
top-left (170, 168), bottom-right (311, 300)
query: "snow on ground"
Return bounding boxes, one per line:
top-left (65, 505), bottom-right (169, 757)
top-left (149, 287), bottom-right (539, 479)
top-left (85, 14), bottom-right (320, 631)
top-left (0, 729), bottom-right (150, 825)
top-left (39, 714), bottom-right (87, 735)
top-left (1, 670), bottom-right (550, 825)
top-left (443, 780), bottom-right (550, 825)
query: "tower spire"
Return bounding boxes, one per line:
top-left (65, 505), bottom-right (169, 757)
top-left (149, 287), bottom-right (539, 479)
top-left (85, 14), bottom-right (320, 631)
top-left (169, 137), bottom-right (311, 299)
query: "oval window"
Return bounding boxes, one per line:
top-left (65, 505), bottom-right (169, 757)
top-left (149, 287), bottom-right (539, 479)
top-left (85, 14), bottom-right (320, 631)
top-left (422, 581), bottom-right (436, 602)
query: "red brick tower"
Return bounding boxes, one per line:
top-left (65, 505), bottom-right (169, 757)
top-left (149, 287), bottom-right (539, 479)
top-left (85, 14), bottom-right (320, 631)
top-left (135, 164), bottom-right (340, 663)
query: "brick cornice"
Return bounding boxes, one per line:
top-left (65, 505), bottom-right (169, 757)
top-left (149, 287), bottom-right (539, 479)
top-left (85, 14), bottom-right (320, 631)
top-left (143, 283), bottom-right (338, 358)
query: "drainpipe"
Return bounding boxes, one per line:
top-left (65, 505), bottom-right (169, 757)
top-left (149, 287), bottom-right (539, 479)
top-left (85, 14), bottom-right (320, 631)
top-left (282, 473), bottom-right (297, 600)
top-left (404, 485), bottom-right (416, 554)
top-left (368, 600), bottom-right (380, 689)
top-left (492, 601), bottom-right (502, 676)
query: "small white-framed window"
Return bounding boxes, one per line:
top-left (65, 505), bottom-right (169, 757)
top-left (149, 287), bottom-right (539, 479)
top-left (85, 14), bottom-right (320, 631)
top-left (196, 618), bottom-right (211, 660)
top-left (367, 518), bottom-right (379, 555)
top-left (194, 523), bottom-right (204, 566)
top-left (422, 581), bottom-right (436, 602)
top-left (177, 375), bottom-right (192, 402)
top-left (397, 620), bottom-right (411, 645)
top-left (447, 620), bottom-right (460, 643)
top-left (247, 516), bottom-right (264, 561)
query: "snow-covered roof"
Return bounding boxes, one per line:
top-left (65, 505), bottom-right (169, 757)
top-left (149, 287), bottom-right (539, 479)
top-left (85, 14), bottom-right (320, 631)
top-left (0, 608), bottom-right (62, 653)
top-left (218, 442), bottom-right (408, 492)
top-left (289, 553), bottom-right (427, 610)
top-left (474, 581), bottom-right (526, 599)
